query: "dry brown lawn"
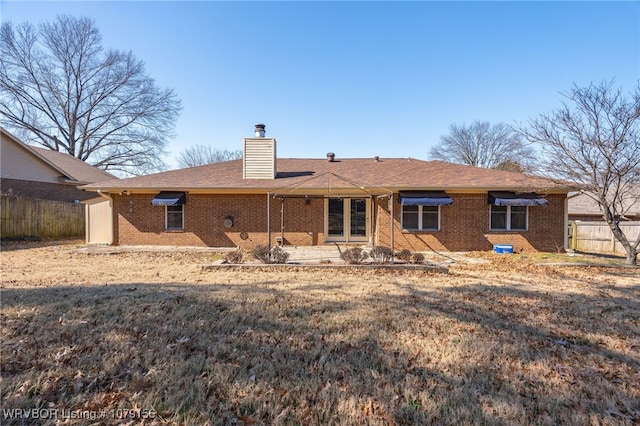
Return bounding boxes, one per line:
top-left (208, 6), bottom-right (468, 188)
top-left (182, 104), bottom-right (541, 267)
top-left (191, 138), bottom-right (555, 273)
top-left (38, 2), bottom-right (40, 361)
top-left (1, 241), bottom-right (639, 425)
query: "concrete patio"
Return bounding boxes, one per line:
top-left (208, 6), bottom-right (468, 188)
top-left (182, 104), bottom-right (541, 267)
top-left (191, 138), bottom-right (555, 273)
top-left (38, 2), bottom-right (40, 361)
top-left (77, 243), bottom-right (470, 270)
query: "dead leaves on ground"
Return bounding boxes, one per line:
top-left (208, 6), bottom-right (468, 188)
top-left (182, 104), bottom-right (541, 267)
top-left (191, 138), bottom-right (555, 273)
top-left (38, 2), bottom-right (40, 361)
top-left (1, 245), bottom-right (639, 424)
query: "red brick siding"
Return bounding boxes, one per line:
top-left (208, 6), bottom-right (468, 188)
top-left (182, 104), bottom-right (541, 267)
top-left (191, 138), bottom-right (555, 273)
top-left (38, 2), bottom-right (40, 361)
top-left (112, 194), bottom-right (325, 248)
top-left (375, 193), bottom-right (566, 253)
top-left (1, 178), bottom-right (96, 202)
top-left (112, 192), bottom-right (566, 252)
top-left (272, 197), bottom-right (326, 246)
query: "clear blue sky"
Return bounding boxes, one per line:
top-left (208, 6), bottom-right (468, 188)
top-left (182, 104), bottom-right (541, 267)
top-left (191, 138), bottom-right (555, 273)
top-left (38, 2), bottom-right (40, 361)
top-left (1, 1), bottom-right (639, 170)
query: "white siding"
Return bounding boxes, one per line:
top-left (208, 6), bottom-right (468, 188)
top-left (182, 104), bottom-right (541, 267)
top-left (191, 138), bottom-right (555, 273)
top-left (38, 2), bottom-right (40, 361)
top-left (1, 135), bottom-right (61, 183)
top-left (243, 138), bottom-right (276, 179)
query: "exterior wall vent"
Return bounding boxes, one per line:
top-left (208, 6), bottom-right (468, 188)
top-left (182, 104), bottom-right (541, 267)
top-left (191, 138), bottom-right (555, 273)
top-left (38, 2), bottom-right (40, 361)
top-left (243, 124), bottom-right (276, 179)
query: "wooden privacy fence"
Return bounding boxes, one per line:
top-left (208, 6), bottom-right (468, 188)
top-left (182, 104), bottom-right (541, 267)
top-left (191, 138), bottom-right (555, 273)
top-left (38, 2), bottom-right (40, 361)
top-left (568, 221), bottom-right (640, 255)
top-left (1, 195), bottom-right (85, 239)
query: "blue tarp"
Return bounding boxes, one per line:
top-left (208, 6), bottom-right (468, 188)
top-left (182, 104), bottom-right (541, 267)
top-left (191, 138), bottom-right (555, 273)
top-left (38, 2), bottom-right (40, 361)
top-left (151, 191), bottom-right (187, 206)
top-left (399, 191), bottom-right (453, 206)
top-left (488, 191), bottom-right (548, 206)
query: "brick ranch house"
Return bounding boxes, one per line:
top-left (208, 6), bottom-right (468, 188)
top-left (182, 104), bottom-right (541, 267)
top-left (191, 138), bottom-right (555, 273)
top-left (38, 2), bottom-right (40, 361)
top-left (82, 125), bottom-right (572, 252)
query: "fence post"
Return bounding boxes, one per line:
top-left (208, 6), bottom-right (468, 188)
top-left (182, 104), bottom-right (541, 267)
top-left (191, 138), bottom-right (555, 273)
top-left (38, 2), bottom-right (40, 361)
top-left (571, 222), bottom-right (577, 251)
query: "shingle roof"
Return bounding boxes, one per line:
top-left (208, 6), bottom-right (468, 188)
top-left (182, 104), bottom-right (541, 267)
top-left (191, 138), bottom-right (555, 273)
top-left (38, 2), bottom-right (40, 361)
top-left (82, 158), bottom-right (570, 194)
top-left (1, 127), bottom-right (115, 183)
top-left (30, 146), bottom-right (116, 183)
top-left (569, 188), bottom-right (640, 217)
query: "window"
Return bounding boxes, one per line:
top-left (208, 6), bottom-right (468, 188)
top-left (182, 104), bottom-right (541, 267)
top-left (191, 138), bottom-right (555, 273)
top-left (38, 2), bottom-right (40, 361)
top-left (166, 205), bottom-right (184, 230)
top-left (490, 205), bottom-right (527, 231)
top-left (402, 205), bottom-right (440, 230)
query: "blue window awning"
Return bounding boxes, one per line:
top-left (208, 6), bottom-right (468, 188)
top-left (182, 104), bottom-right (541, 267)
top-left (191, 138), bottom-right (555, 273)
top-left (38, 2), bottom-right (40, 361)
top-left (399, 191), bottom-right (453, 206)
top-left (151, 191), bottom-right (186, 206)
top-left (488, 191), bottom-right (547, 206)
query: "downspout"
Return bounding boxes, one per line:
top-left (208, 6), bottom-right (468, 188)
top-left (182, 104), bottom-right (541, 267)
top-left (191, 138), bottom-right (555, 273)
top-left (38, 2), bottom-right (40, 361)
top-left (267, 193), bottom-right (271, 248)
top-left (369, 195), bottom-right (374, 246)
top-left (280, 197), bottom-right (285, 246)
top-left (390, 193), bottom-right (394, 253)
top-left (564, 195), bottom-right (569, 251)
top-left (97, 189), bottom-right (112, 201)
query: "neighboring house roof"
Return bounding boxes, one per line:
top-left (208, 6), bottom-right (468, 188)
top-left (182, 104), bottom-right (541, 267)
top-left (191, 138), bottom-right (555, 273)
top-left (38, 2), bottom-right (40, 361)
top-left (568, 187), bottom-right (640, 218)
top-left (1, 127), bottom-right (115, 184)
top-left (29, 146), bottom-right (115, 183)
top-left (83, 158), bottom-right (570, 194)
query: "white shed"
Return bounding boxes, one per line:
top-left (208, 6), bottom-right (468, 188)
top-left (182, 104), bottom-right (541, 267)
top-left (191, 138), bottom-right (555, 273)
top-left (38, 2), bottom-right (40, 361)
top-left (84, 197), bottom-right (113, 244)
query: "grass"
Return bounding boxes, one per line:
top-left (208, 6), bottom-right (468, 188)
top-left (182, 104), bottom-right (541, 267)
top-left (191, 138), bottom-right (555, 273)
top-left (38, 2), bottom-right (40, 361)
top-left (467, 250), bottom-right (630, 267)
top-left (1, 244), bottom-right (639, 425)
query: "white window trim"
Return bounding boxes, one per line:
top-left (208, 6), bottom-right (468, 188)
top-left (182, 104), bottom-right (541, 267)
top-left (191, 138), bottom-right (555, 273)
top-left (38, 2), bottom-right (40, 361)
top-left (165, 205), bottom-right (184, 230)
top-left (401, 205), bottom-right (441, 231)
top-left (489, 205), bottom-right (528, 231)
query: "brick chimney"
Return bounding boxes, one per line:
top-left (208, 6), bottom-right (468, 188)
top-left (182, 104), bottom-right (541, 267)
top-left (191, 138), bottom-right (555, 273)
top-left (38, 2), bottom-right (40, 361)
top-left (243, 123), bottom-right (276, 179)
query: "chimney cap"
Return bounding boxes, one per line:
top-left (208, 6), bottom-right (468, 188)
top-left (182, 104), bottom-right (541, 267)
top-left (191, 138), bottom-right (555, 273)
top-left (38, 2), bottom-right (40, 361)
top-left (254, 123), bottom-right (266, 138)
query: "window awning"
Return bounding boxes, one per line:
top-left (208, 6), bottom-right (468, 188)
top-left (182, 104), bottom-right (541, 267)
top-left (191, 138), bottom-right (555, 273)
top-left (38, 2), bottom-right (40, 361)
top-left (151, 191), bottom-right (186, 206)
top-left (488, 191), bottom-right (548, 206)
top-left (399, 191), bottom-right (453, 206)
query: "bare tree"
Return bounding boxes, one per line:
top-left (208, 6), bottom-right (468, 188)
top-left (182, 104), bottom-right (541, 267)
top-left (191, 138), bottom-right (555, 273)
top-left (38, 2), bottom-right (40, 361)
top-left (494, 159), bottom-right (525, 173)
top-left (0, 15), bottom-right (181, 176)
top-left (176, 145), bottom-right (242, 168)
top-left (429, 121), bottom-right (535, 171)
top-left (522, 80), bottom-right (640, 265)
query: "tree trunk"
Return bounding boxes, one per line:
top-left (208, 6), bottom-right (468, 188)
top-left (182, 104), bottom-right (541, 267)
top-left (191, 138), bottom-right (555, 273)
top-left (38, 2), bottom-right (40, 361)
top-left (605, 220), bottom-right (638, 266)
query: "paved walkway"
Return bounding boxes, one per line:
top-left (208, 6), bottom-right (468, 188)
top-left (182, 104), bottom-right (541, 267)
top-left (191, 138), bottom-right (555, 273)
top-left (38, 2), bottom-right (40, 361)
top-left (78, 243), bottom-right (351, 263)
top-left (78, 243), bottom-right (471, 268)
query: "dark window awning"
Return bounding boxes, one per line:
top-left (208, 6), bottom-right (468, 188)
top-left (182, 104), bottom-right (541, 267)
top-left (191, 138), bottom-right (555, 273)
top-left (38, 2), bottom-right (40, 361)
top-left (151, 191), bottom-right (187, 206)
top-left (488, 191), bottom-right (548, 206)
top-left (399, 191), bottom-right (453, 206)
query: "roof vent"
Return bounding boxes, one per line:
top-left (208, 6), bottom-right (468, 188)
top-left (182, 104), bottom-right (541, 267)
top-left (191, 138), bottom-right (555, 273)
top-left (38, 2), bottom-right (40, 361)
top-left (327, 152), bottom-right (335, 162)
top-left (374, 156), bottom-right (380, 162)
top-left (254, 123), bottom-right (266, 138)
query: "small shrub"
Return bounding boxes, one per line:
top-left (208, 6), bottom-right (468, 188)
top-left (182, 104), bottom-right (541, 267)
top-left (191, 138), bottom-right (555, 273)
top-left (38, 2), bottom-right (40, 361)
top-left (370, 246), bottom-right (394, 264)
top-left (270, 246), bottom-right (290, 264)
top-left (225, 250), bottom-right (244, 264)
top-left (340, 247), bottom-right (369, 264)
top-left (395, 249), bottom-right (412, 263)
top-left (252, 245), bottom-right (271, 263)
top-left (411, 253), bottom-right (425, 264)
top-left (251, 245), bottom-right (289, 264)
